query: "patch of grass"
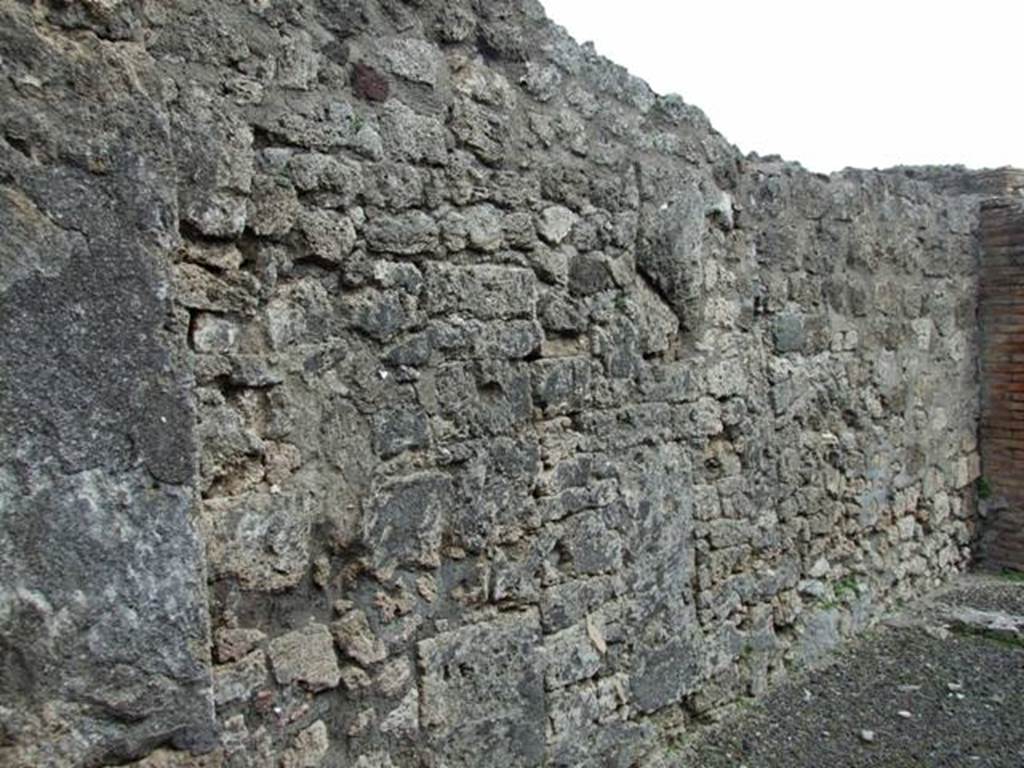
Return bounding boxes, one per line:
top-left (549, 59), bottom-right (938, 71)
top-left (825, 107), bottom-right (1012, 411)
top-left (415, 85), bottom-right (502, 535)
top-left (1000, 568), bottom-right (1024, 584)
top-left (818, 576), bottom-right (861, 609)
top-left (975, 629), bottom-right (1024, 650)
top-left (977, 476), bottom-right (993, 500)
top-left (834, 576), bottom-right (860, 599)
top-left (949, 623), bottom-right (1024, 650)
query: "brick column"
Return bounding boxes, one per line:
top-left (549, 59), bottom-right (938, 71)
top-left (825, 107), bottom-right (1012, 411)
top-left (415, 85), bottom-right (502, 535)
top-left (979, 184), bottom-right (1024, 569)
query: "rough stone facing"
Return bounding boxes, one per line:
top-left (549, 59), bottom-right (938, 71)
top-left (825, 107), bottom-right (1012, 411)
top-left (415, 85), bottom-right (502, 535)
top-left (418, 611), bottom-right (546, 767)
top-left (0, 6), bottom-right (215, 765)
top-left (0, 1), bottom-right (1000, 767)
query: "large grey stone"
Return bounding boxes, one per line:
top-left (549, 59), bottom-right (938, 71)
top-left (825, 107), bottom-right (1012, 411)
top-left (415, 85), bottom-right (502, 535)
top-left (418, 611), bottom-right (545, 767)
top-left (379, 102), bottom-right (448, 166)
top-left (202, 492), bottom-right (313, 592)
top-left (365, 211), bottom-right (441, 256)
top-left (268, 623), bottom-right (341, 692)
top-left (423, 264), bottom-right (537, 320)
top-left (637, 178), bottom-right (707, 332)
top-left (0, 8), bottom-right (216, 763)
top-left (362, 472), bottom-right (452, 571)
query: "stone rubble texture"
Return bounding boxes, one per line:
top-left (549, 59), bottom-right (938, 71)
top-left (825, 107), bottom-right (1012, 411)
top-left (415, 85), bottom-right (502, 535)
top-left (0, 1), bottom-right (1001, 766)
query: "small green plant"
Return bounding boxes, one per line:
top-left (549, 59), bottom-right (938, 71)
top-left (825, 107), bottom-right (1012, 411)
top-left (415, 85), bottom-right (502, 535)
top-left (834, 576), bottom-right (859, 599)
top-left (977, 476), bottom-right (993, 500)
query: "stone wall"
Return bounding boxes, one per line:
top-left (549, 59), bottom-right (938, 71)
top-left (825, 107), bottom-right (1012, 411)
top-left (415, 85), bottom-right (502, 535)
top-left (0, 2), bottom-right (992, 766)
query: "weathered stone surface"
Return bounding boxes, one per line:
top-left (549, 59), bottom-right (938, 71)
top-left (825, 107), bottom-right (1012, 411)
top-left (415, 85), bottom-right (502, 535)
top-left (213, 651), bottom-right (267, 707)
top-left (281, 721), bottom-right (330, 768)
top-left (546, 677), bottom-right (651, 768)
top-left (268, 623), bottom-right (341, 692)
top-left (631, 629), bottom-right (703, 713)
top-left (423, 264), bottom-right (536, 319)
top-left (371, 38), bottom-right (442, 87)
top-left (249, 174), bottom-right (300, 237)
top-left (202, 492), bottom-right (313, 592)
top-left (123, 748), bottom-right (224, 768)
top-left (772, 312), bottom-right (807, 353)
top-left (332, 609), bottom-right (388, 667)
top-left (362, 472), bottom-right (451, 571)
top-left (288, 153), bottom-right (364, 202)
top-left (365, 211), bottom-right (441, 255)
top-left (174, 92), bottom-right (253, 237)
top-left (418, 611), bottom-right (546, 767)
top-left (0, 6), bottom-right (215, 764)
top-left (372, 407), bottom-right (430, 458)
top-left (214, 628), bottom-right (266, 664)
top-left (298, 208), bottom-right (357, 264)
top-left (537, 205), bottom-right (578, 245)
top-left (352, 63), bottom-right (390, 103)
top-left (379, 102), bottom-right (448, 166)
top-left (544, 620), bottom-right (604, 690)
top-left (450, 97), bottom-right (507, 165)
top-left (795, 609), bottom-right (842, 664)
top-left (379, 688), bottom-right (420, 736)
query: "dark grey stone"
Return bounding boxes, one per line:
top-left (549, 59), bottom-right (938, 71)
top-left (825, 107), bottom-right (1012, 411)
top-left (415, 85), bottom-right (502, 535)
top-left (0, 7), bottom-right (215, 763)
top-left (372, 408), bottom-right (430, 458)
top-left (772, 312), bottom-right (806, 353)
top-left (362, 472), bottom-right (452, 571)
top-left (418, 611), bottom-right (545, 767)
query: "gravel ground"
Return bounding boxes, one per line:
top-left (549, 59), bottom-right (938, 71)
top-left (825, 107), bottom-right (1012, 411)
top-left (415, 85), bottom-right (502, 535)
top-left (673, 575), bottom-right (1024, 768)
top-left (935, 577), bottom-right (1024, 616)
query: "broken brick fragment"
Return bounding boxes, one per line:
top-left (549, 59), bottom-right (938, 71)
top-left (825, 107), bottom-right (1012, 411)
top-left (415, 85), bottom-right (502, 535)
top-left (352, 62), bottom-right (389, 102)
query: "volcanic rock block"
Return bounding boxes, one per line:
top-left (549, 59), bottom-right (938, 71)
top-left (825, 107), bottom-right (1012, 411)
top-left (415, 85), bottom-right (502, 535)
top-left (418, 611), bottom-right (545, 767)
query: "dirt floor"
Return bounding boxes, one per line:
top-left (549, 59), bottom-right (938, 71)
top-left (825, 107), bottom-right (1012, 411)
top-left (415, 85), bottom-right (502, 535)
top-left (672, 573), bottom-right (1024, 768)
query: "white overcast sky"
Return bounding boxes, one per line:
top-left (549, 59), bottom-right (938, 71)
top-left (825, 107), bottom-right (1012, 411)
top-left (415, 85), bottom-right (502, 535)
top-left (540, 0), bottom-right (1023, 174)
